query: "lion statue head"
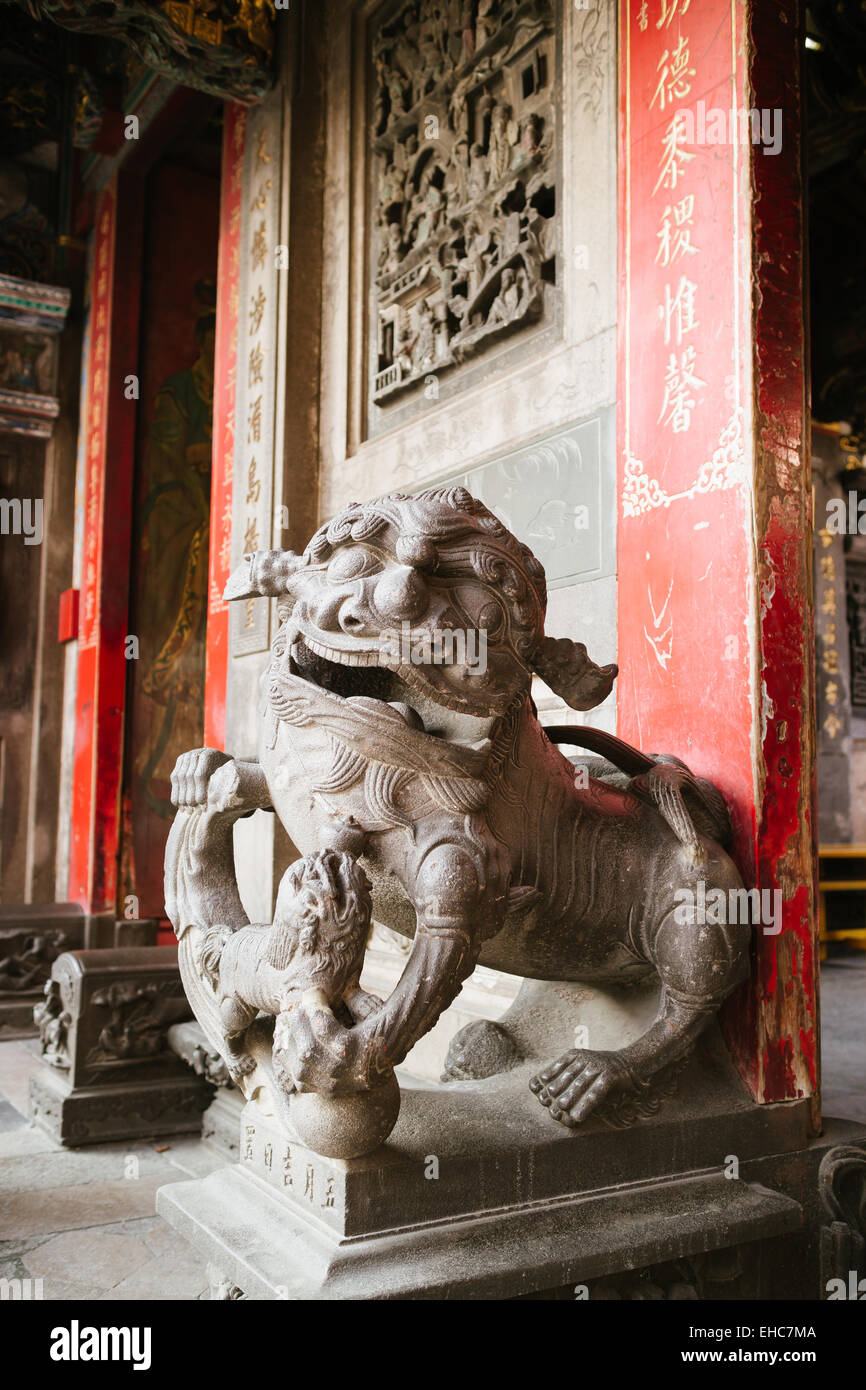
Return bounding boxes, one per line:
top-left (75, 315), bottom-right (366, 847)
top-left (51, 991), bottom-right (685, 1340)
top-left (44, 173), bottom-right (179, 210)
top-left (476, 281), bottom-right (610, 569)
top-left (225, 486), bottom-right (616, 722)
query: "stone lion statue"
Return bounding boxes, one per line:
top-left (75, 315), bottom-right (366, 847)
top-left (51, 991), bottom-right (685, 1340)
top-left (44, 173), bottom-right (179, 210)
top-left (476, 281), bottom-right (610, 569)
top-left (166, 485), bottom-right (748, 1144)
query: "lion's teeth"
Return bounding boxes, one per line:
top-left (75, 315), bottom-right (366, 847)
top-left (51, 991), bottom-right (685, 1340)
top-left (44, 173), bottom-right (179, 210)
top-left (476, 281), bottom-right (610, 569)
top-left (303, 634), bottom-right (379, 667)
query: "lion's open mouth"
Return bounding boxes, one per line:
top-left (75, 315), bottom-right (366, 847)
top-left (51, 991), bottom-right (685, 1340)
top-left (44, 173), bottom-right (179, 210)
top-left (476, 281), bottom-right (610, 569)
top-left (290, 633), bottom-right (409, 702)
top-left (286, 626), bottom-right (496, 743)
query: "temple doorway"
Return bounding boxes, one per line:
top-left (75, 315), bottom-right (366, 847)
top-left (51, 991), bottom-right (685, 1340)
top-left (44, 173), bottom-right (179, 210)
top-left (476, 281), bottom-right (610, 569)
top-left (119, 107), bottom-right (222, 938)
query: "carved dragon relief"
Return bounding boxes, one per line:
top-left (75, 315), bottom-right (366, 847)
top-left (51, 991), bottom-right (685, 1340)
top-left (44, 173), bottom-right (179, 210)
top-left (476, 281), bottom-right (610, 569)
top-left (166, 486), bottom-right (750, 1158)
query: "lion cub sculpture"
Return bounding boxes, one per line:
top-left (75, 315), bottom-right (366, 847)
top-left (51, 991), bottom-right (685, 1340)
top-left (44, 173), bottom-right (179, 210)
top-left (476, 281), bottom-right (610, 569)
top-left (198, 848), bottom-right (379, 1086)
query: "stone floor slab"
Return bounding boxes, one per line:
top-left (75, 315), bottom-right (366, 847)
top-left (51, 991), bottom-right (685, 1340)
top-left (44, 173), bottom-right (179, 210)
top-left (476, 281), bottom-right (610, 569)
top-left (0, 1142), bottom-right (188, 1192)
top-left (22, 1228), bottom-right (153, 1290)
top-left (0, 1099), bottom-right (25, 1133)
top-left (0, 1040), bottom-right (40, 1116)
top-left (41, 1278), bottom-right (104, 1302)
top-left (98, 1252), bottom-right (209, 1300)
top-left (0, 1124), bottom-right (61, 1158)
top-left (0, 1174), bottom-right (175, 1241)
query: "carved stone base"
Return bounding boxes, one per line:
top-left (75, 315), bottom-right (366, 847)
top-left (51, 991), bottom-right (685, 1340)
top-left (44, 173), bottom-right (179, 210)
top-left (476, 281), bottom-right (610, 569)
top-left (28, 945), bottom-right (210, 1146)
top-left (157, 1036), bottom-right (866, 1299)
top-left (202, 1087), bottom-right (244, 1158)
top-left (30, 1067), bottom-right (211, 1146)
top-left (0, 997), bottom-right (44, 1039)
top-left (0, 903), bottom-right (87, 1038)
top-left (160, 1160), bottom-right (802, 1301)
top-left (0, 907), bottom-right (159, 1038)
top-left (166, 1018), bottom-right (242, 1157)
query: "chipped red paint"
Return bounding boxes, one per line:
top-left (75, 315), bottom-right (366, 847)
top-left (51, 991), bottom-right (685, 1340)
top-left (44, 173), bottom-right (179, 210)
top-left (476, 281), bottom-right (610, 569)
top-left (742, 0), bottom-right (816, 1107)
top-left (618, 0), bottom-right (816, 1106)
top-left (204, 102), bottom-right (245, 751)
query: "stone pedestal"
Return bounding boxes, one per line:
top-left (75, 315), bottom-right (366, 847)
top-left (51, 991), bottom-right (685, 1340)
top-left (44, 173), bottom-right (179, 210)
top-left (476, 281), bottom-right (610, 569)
top-left (0, 903), bottom-right (85, 1039)
top-left (157, 1029), bottom-right (866, 1299)
top-left (201, 1088), bottom-right (245, 1158)
top-left (167, 1018), bottom-right (243, 1158)
top-left (0, 904), bottom-right (158, 1039)
top-left (29, 946), bottom-right (211, 1146)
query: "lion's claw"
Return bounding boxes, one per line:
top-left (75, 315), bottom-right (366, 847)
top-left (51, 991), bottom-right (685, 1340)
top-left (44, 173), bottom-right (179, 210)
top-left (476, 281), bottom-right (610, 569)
top-left (226, 1053), bottom-right (257, 1084)
top-left (170, 748), bottom-right (233, 807)
top-left (530, 1048), bottom-right (634, 1127)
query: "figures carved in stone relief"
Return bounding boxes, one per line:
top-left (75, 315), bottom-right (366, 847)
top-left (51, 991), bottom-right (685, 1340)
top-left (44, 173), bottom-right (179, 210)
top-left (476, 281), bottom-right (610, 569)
top-left (370, 0), bottom-right (556, 407)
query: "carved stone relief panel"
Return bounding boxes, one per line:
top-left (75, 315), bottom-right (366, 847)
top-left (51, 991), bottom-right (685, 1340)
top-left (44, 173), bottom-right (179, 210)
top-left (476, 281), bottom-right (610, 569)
top-left (415, 411), bottom-right (615, 590)
top-left (368, 0), bottom-right (558, 425)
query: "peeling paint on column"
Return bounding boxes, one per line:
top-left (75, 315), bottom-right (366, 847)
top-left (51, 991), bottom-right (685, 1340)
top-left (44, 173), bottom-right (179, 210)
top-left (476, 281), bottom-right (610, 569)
top-left (619, 0), bottom-right (817, 1110)
top-left (748, 0), bottom-right (817, 1108)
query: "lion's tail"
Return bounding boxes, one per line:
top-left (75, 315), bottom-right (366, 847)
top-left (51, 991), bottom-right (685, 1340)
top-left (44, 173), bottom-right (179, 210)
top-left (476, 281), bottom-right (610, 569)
top-left (544, 725), bottom-right (733, 852)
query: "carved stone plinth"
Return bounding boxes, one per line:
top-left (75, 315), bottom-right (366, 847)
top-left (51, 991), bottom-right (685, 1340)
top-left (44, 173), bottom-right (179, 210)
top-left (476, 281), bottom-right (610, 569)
top-left (201, 1087), bottom-right (245, 1159)
top-left (0, 903), bottom-right (85, 1039)
top-left (167, 1019), bottom-right (243, 1157)
top-left (29, 946), bottom-right (211, 1146)
top-left (0, 904), bottom-right (158, 1039)
top-left (158, 1030), bottom-right (866, 1299)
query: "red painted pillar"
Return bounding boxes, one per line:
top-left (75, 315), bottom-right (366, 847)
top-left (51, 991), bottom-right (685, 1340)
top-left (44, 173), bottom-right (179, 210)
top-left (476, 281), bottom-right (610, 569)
top-left (617, 0), bottom-right (815, 1109)
top-left (69, 175), bottom-right (143, 914)
top-left (204, 102), bottom-right (246, 752)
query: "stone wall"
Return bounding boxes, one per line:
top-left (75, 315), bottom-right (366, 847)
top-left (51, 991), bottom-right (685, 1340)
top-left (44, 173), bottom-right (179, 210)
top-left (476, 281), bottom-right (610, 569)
top-left (317, 1), bottom-right (618, 741)
top-left (220, 0), bottom-right (620, 1064)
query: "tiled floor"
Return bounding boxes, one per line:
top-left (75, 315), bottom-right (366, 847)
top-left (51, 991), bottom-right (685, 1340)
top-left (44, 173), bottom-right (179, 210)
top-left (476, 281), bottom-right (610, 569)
top-left (0, 952), bottom-right (863, 1300)
top-left (0, 1039), bottom-right (220, 1300)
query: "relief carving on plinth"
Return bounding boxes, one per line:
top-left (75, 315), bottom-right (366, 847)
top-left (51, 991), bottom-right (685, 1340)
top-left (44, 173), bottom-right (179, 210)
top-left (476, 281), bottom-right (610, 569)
top-left (86, 980), bottom-right (186, 1066)
top-left (369, 0), bottom-right (557, 409)
top-left (34, 979), bottom-right (71, 1069)
top-left (0, 931), bottom-right (71, 994)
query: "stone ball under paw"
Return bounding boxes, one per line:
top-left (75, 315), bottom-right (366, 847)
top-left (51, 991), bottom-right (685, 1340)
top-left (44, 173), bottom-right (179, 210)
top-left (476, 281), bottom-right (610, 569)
top-left (288, 1072), bottom-right (400, 1159)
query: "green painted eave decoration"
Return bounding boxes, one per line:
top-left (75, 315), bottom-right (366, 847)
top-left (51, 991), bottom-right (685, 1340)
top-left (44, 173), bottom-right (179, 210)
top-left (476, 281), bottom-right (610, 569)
top-left (26, 0), bottom-right (276, 105)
